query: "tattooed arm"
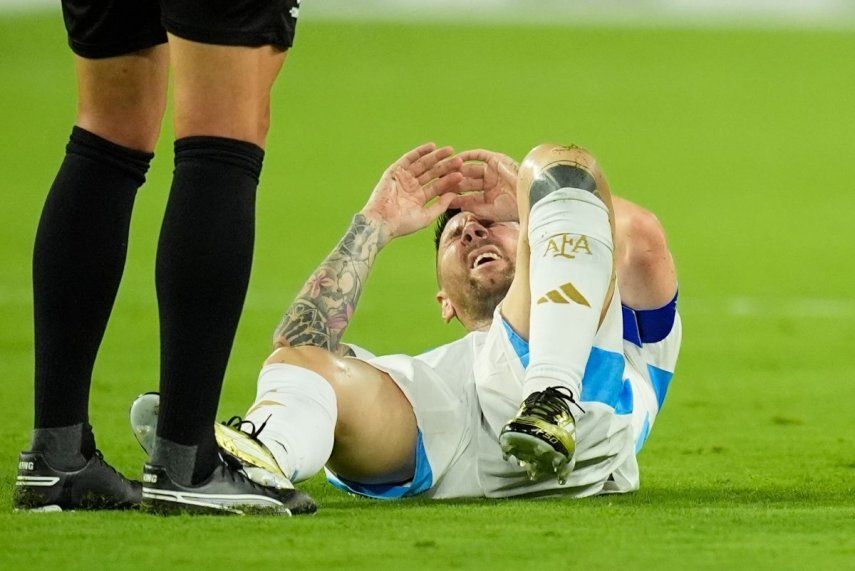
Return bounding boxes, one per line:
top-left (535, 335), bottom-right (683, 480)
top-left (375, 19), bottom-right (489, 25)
top-left (273, 214), bottom-right (387, 356)
top-left (272, 143), bottom-right (464, 355)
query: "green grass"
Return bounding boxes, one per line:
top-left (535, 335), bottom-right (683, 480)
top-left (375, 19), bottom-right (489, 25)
top-left (1, 13), bottom-right (854, 570)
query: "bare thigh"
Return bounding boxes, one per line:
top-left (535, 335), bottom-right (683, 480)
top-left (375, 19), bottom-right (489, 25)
top-left (328, 357), bottom-right (418, 484)
top-left (265, 346), bottom-right (418, 485)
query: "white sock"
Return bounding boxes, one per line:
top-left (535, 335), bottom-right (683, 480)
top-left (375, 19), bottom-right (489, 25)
top-left (244, 363), bottom-right (337, 483)
top-left (525, 187), bottom-right (614, 398)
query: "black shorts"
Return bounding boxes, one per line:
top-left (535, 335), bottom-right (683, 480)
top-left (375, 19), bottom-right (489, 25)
top-left (61, 0), bottom-right (301, 59)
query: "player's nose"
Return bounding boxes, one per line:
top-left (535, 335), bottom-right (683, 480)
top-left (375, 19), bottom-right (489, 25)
top-left (461, 220), bottom-right (488, 245)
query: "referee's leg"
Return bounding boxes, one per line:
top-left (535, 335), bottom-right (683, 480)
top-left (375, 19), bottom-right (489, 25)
top-left (151, 2), bottom-right (298, 487)
top-left (19, 43), bottom-right (168, 510)
top-left (34, 48), bottom-right (168, 433)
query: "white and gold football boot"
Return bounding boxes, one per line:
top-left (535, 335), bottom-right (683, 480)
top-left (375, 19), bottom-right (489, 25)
top-left (130, 393), bottom-right (293, 491)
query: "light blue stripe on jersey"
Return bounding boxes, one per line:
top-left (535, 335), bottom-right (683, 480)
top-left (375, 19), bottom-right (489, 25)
top-left (647, 364), bottom-right (674, 410)
top-left (636, 413), bottom-right (652, 453)
top-left (581, 348), bottom-right (633, 415)
top-left (326, 431), bottom-right (433, 499)
top-left (502, 320), bottom-right (532, 368)
top-left (501, 320), bottom-right (632, 415)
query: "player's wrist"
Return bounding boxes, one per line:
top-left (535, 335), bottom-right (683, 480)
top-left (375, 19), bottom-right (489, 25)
top-left (354, 210), bottom-right (393, 247)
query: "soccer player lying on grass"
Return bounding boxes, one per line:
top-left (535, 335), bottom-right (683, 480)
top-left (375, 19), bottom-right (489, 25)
top-left (133, 142), bottom-right (681, 508)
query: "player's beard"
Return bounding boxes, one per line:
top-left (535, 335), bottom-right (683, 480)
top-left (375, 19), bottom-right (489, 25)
top-left (460, 259), bottom-right (516, 325)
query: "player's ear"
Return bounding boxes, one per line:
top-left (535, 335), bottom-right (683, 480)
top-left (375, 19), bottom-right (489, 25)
top-left (436, 290), bottom-right (457, 324)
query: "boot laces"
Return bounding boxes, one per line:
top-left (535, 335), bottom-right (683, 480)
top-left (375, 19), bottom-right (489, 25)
top-left (222, 415), bottom-right (271, 440)
top-left (92, 450), bottom-right (130, 482)
top-left (523, 386), bottom-right (586, 419)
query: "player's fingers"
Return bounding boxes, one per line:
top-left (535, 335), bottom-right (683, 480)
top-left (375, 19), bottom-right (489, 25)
top-left (456, 176), bottom-right (485, 192)
top-left (449, 192), bottom-right (486, 211)
top-left (393, 165), bottom-right (421, 192)
top-left (435, 171), bottom-right (465, 194)
top-left (397, 142), bottom-right (437, 168)
top-left (423, 172), bottom-right (464, 200)
top-left (498, 154), bottom-right (519, 169)
top-left (409, 146), bottom-right (454, 178)
top-left (496, 157), bottom-right (519, 184)
top-left (425, 192), bottom-right (458, 221)
top-left (418, 156), bottom-right (464, 186)
top-left (455, 149), bottom-right (497, 163)
top-left (462, 159), bottom-right (500, 189)
top-left (459, 162), bottom-right (487, 179)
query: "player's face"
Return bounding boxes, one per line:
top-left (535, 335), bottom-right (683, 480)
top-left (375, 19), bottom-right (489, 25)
top-left (436, 211), bottom-right (519, 323)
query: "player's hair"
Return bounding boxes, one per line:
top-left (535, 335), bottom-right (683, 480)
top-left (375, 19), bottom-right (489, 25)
top-left (433, 209), bottom-right (461, 250)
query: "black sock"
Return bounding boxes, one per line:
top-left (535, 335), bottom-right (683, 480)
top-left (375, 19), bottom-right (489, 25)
top-left (153, 136), bottom-right (263, 485)
top-left (30, 423), bottom-right (97, 470)
top-left (32, 127), bottom-right (152, 440)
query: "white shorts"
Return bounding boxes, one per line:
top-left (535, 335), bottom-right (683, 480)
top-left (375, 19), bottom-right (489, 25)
top-left (327, 295), bottom-right (682, 500)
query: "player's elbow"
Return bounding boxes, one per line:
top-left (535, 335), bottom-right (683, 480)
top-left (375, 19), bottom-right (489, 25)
top-left (621, 209), bottom-right (670, 273)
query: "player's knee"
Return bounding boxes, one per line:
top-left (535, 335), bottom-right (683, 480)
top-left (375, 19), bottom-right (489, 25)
top-left (522, 143), bottom-right (604, 208)
top-left (551, 144), bottom-right (601, 173)
top-left (263, 346), bottom-right (348, 398)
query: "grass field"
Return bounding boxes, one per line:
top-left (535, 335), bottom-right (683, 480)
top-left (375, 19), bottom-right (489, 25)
top-left (1, 12), bottom-right (854, 570)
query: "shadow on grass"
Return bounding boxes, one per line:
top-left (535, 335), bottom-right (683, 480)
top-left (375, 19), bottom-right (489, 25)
top-left (315, 483), bottom-right (854, 513)
top-left (3, 471), bottom-right (850, 516)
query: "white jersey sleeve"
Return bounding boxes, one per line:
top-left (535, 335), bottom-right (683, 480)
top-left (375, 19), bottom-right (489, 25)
top-left (343, 343), bottom-right (377, 361)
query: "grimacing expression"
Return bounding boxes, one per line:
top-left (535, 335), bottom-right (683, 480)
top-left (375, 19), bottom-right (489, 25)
top-left (436, 212), bottom-right (519, 325)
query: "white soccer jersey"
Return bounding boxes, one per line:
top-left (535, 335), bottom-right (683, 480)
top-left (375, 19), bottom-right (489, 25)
top-left (324, 290), bottom-right (682, 500)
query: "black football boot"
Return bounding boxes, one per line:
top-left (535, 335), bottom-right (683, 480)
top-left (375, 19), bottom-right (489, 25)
top-left (141, 456), bottom-right (316, 516)
top-left (14, 450), bottom-right (141, 511)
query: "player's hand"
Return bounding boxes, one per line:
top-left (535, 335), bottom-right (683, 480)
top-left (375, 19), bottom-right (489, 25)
top-left (450, 149), bottom-right (519, 222)
top-left (361, 143), bottom-right (464, 242)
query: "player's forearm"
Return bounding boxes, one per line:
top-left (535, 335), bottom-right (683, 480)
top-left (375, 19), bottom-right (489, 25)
top-left (273, 213), bottom-right (387, 354)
